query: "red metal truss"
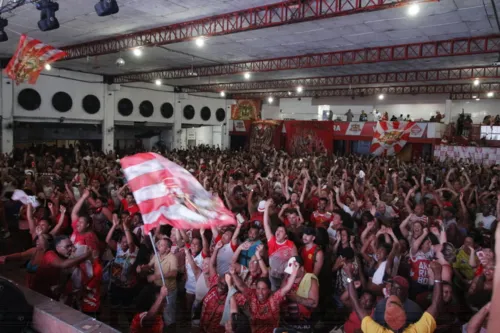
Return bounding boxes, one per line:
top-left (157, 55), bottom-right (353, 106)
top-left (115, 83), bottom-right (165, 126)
top-left (114, 35), bottom-right (500, 83)
top-left (62, 0), bottom-right (438, 60)
top-left (183, 66), bottom-right (500, 92)
top-left (231, 82), bottom-right (500, 99)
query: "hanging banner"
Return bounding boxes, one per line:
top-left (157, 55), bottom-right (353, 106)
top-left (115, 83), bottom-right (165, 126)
top-left (5, 34), bottom-right (67, 85)
top-left (249, 120), bottom-right (281, 151)
top-left (434, 145), bottom-right (500, 165)
top-left (370, 121), bottom-right (415, 156)
top-left (284, 121), bottom-right (334, 156)
top-left (231, 99), bottom-right (261, 120)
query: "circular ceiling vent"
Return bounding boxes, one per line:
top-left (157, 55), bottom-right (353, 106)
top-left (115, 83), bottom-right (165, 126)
top-left (183, 105), bottom-right (195, 120)
top-left (139, 100), bottom-right (154, 117)
top-left (216, 108), bottom-right (226, 122)
top-left (200, 106), bottom-right (211, 121)
top-left (52, 92), bottom-right (73, 112)
top-left (117, 98), bottom-right (133, 116)
top-left (18, 88), bottom-right (41, 111)
top-left (82, 95), bottom-right (100, 114)
top-left (160, 102), bottom-right (173, 119)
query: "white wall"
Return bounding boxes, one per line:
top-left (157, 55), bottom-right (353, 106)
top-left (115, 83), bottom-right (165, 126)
top-left (451, 100), bottom-right (500, 124)
top-left (178, 95), bottom-right (228, 126)
top-left (278, 98), bottom-right (319, 120)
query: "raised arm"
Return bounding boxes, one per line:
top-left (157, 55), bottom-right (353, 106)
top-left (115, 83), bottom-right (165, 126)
top-left (143, 287), bottom-right (169, 323)
top-left (123, 217), bottom-right (136, 253)
top-left (344, 263), bottom-right (369, 321)
top-left (411, 228), bottom-right (429, 255)
top-left (209, 241), bottom-right (222, 277)
top-left (263, 199), bottom-right (274, 241)
top-left (399, 214), bottom-right (412, 238)
top-left (426, 262), bottom-right (443, 319)
top-left (71, 188), bottom-right (90, 222)
top-left (278, 262), bottom-right (300, 297)
top-left (50, 205), bottom-right (67, 236)
top-left (106, 214), bottom-right (120, 252)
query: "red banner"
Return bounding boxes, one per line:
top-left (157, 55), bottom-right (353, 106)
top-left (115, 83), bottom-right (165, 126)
top-left (249, 120), bottom-right (282, 151)
top-left (284, 121), bottom-right (334, 155)
top-left (370, 121), bottom-right (415, 156)
top-left (231, 99), bottom-right (261, 120)
top-left (333, 121), bottom-right (376, 137)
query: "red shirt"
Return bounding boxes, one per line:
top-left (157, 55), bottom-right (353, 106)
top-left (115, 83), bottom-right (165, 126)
top-left (121, 199), bottom-right (140, 215)
top-left (310, 211), bottom-right (333, 227)
top-left (56, 213), bottom-right (70, 234)
top-left (81, 260), bottom-right (103, 313)
top-left (235, 289), bottom-right (285, 333)
top-left (200, 274), bottom-right (226, 333)
top-left (33, 251), bottom-right (63, 299)
top-left (267, 237), bottom-right (295, 257)
top-left (71, 220), bottom-right (100, 254)
top-left (130, 313), bottom-right (164, 333)
top-left (300, 245), bottom-right (318, 274)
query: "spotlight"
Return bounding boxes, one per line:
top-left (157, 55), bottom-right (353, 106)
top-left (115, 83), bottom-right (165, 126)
top-left (407, 3), bottom-right (420, 16)
top-left (487, 91), bottom-right (494, 97)
top-left (44, 63), bottom-right (51, 71)
top-left (296, 86), bottom-right (303, 93)
top-left (473, 78), bottom-right (480, 86)
top-left (220, 91), bottom-right (225, 97)
top-left (268, 96), bottom-right (274, 103)
top-left (133, 48), bottom-right (142, 57)
top-left (472, 95), bottom-right (477, 98)
top-left (95, 0), bottom-right (119, 16)
top-left (476, 98), bottom-right (481, 101)
top-left (244, 72), bottom-right (251, 80)
top-left (36, 0), bottom-right (59, 32)
top-left (155, 79), bottom-right (162, 86)
top-left (195, 37), bottom-right (205, 47)
top-left (0, 17), bottom-right (8, 42)
top-left (287, 91), bottom-right (292, 96)
top-left (378, 94), bottom-right (385, 100)
top-left (115, 57), bottom-right (125, 67)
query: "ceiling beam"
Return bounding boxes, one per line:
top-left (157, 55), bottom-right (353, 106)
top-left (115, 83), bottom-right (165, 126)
top-left (114, 34), bottom-right (500, 83)
top-left (231, 82), bottom-right (500, 99)
top-left (182, 66), bottom-right (500, 92)
top-left (61, 0), bottom-right (437, 60)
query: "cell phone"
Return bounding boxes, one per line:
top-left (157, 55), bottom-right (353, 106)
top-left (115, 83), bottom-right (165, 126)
top-left (236, 213), bottom-right (245, 224)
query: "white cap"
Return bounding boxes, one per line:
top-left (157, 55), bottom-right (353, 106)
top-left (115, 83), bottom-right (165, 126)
top-left (257, 200), bottom-right (266, 213)
top-left (284, 257), bottom-right (297, 274)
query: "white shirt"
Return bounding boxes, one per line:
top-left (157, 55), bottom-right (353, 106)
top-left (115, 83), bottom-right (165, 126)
top-left (185, 251), bottom-right (204, 294)
top-left (475, 213), bottom-right (496, 230)
top-left (216, 243), bottom-right (235, 275)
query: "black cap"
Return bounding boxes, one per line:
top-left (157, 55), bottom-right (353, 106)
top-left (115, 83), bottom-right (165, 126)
top-left (303, 227), bottom-right (316, 236)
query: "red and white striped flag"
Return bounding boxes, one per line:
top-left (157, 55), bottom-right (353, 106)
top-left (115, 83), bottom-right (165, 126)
top-left (370, 121), bottom-right (415, 156)
top-left (4, 34), bottom-right (67, 85)
top-left (120, 153), bottom-right (235, 234)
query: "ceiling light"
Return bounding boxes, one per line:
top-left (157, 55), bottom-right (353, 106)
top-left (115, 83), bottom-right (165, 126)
top-left (287, 91), bottom-right (292, 96)
top-left (195, 37), bottom-right (205, 47)
top-left (155, 79), bottom-right (162, 86)
top-left (487, 91), bottom-right (494, 97)
top-left (116, 57), bottom-right (125, 67)
top-left (244, 72), bottom-right (251, 80)
top-left (133, 48), bottom-right (142, 57)
top-left (0, 17), bottom-right (9, 42)
top-left (296, 86), bottom-right (304, 93)
top-left (476, 98), bottom-right (481, 101)
top-left (36, 0), bottom-right (60, 31)
top-left (473, 79), bottom-right (480, 86)
top-left (44, 63), bottom-right (51, 71)
top-left (268, 96), bottom-right (274, 103)
top-left (472, 95), bottom-right (477, 98)
top-left (220, 91), bottom-right (225, 97)
top-left (407, 3), bottom-right (420, 16)
top-left (95, 0), bottom-right (119, 16)
top-left (378, 94), bottom-right (385, 100)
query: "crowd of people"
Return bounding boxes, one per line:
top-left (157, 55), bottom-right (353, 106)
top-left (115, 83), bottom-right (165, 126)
top-left (0, 144), bottom-right (499, 333)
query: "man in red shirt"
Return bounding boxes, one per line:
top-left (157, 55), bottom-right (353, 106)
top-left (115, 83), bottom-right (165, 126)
top-left (310, 198), bottom-right (334, 228)
top-left (122, 192), bottom-right (140, 216)
top-left (81, 258), bottom-right (103, 318)
top-left (130, 286), bottom-right (168, 333)
top-left (300, 227), bottom-right (323, 276)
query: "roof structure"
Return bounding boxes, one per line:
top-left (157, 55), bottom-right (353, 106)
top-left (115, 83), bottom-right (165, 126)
top-left (1, 0), bottom-right (500, 99)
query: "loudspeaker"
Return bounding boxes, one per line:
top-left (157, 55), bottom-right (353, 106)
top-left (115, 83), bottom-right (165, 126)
top-left (0, 278), bottom-right (33, 333)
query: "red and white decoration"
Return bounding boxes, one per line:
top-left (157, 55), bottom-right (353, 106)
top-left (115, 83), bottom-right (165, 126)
top-left (370, 121), bottom-right (415, 156)
top-left (120, 153), bottom-right (235, 233)
top-left (434, 145), bottom-right (500, 165)
top-left (4, 34), bottom-right (67, 85)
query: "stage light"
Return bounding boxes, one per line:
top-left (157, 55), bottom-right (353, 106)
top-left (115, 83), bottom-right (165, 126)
top-left (95, 0), bottom-right (119, 16)
top-left (474, 79), bottom-right (480, 86)
top-left (0, 18), bottom-right (8, 42)
top-left (407, 3), bottom-right (420, 16)
top-left (268, 96), bottom-right (274, 103)
top-left (378, 94), bottom-right (385, 100)
top-left (36, 0), bottom-right (60, 32)
top-left (487, 91), bottom-right (494, 97)
top-left (287, 91), bottom-right (292, 96)
top-left (476, 98), bottom-right (481, 101)
top-left (472, 95), bottom-right (477, 98)
top-left (244, 72), bottom-right (251, 80)
top-left (220, 91), bottom-right (225, 97)
top-left (195, 37), bottom-right (205, 47)
top-left (155, 79), bottom-right (162, 86)
top-left (296, 86), bottom-right (303, 93)
top-left (44, 63), bottom-right (51, 70)
top-left (133, 48), bottom-right (142, 57)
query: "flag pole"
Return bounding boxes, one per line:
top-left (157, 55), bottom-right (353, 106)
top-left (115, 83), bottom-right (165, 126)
top-left (148, 232), bottom-right (166, 287)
